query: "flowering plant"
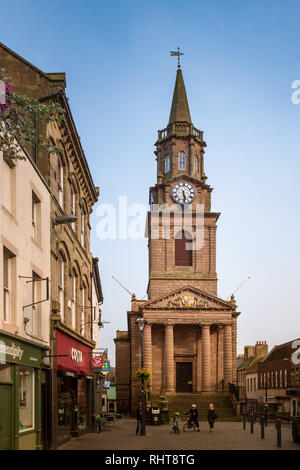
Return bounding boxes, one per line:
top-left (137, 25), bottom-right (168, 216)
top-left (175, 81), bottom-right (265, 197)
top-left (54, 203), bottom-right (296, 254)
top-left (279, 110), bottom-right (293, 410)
top-left (135, 368), bottom-right (151, 383)
top-left (0, 67), bottom-right (65, 166)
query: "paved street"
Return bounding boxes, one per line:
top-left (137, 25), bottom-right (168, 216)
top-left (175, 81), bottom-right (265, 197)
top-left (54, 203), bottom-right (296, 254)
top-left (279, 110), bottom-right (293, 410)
top-left (58, 418), bottom-right (299, 450)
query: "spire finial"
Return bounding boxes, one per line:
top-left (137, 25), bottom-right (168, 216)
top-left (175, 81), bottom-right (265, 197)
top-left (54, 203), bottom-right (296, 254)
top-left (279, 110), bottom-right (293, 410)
top-left (170, 47), bottom-right (184, 69)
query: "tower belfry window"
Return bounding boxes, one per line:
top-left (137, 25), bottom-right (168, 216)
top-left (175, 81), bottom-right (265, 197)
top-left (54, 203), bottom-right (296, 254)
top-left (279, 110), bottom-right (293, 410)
top-left (194, 156), bottom-right (198, 174)
top-left (178, 152), bottom-right (186, 170)
top-left (175, 230), bottom-right (193, 266)
top-left (165, 155), bottom-right (171, 173)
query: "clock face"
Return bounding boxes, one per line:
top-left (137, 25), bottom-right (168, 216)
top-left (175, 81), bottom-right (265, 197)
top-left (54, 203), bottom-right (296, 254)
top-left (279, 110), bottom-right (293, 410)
top-left (170, 181), bottom-right (196, 204)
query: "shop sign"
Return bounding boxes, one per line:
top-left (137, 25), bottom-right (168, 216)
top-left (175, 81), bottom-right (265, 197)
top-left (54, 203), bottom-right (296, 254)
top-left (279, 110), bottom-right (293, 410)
top-left (286, 389), bottom-right (300, 396)
top-left (267, 397), bottom-right (278, 403)
top-left (100, 361), bottom-right (110, 372)
top-left (56, 330), bottom-right (92, 375)
top-left (71, 348), bottom-right (83, 363)
top-left (91, 356), bottom-right (104, 368)
top-left (0, 334), bottom-right (43, 367)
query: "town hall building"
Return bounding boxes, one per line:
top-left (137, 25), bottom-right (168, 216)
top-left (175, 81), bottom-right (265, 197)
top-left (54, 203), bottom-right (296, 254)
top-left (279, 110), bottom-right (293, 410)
top-left (115, 63), bottom-right (240, 415)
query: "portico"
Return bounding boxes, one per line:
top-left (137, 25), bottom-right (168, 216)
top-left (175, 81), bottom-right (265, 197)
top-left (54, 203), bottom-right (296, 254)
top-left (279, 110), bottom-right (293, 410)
top-left (134, 286), bottom-right (239, 397)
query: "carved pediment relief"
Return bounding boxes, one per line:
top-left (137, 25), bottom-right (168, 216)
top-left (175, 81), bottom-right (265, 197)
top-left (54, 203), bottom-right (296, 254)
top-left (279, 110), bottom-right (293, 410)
top-left (141, 286), bottom-right (235, 312)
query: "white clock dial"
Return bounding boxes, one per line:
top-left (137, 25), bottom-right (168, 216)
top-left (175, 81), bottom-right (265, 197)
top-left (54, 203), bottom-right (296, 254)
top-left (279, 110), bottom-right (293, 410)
top-left (170, 181), bottom-right (195, 204)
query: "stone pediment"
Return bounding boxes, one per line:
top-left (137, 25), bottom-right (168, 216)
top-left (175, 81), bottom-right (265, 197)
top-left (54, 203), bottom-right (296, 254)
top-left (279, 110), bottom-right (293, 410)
top-left (140, 286), bottom-right (235, 312)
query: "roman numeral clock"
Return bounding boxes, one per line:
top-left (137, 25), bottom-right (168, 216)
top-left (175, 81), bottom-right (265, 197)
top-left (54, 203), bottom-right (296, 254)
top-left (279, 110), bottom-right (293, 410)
top-left (170, 181), bottom-right (196, 205)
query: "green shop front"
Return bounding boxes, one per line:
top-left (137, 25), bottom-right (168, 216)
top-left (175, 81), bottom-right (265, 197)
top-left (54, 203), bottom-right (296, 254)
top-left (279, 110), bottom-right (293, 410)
top-left (0, 330), bottom-right (47, 450)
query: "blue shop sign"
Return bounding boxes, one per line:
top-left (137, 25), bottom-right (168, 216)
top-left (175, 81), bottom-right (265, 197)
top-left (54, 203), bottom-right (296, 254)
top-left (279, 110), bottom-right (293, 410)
top-left (101, 361), bottom-right (110, 372)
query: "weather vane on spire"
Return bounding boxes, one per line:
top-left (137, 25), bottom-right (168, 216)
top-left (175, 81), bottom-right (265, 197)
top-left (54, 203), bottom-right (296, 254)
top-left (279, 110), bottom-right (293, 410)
top-left (170, 47), bottom-right (184, 69)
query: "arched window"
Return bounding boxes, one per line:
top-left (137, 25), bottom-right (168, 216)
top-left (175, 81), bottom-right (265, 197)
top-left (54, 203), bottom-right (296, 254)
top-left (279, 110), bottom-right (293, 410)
top-left (81, 284), bottom-right (86, 336)
top-left (71, 271), bottom-right (77, 330)
top-left (58, 253), bottom-right (65, 322)
top-left (178, 152), bottom-right (186, 170)
top-left (194, 156), bottom-right (198, 173)
top-left (70, 183), bottom-right (76, 231)
top-left (81, 210), bottom-right (85, 247)
top-left (58, 155), bottom-right (64, 208)
top-left (165, 155), bottom-right (171, 173)
top-left (175, 230), bottom-right (193, 266)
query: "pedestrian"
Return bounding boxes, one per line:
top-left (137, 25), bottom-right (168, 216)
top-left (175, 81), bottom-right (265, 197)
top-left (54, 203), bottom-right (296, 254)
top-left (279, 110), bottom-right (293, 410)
top-left (136, 401), bottom-right (142, 435)
top-left (207, 403), bottom-right (217, 432)
top-left (186, 404), bottom-right (200, 431)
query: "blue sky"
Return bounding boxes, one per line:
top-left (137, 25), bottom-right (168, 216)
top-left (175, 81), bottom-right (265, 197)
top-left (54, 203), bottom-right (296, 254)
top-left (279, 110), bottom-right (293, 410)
top-left (3, 0), bottom-right (300, 364)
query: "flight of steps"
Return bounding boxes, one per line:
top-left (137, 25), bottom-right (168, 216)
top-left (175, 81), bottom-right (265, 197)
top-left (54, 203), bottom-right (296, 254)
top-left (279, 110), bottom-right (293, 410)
top-left (151, 393), bottom-right (239, 422)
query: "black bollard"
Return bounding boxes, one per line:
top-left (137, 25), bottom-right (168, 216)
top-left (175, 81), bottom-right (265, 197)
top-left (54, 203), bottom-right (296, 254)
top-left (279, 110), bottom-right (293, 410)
top-left (243, 413), bottom-right (246, 430)
top-left (265, 407), bottom-right (268, 427)
top-left (260, 416), bottom-right (265, 439)
top-left (277, 418), bottom-right (281, 447)
top-left (250, 414), bottom-right (254, 434)
top-left (275, 412), bottom-right (278, 429)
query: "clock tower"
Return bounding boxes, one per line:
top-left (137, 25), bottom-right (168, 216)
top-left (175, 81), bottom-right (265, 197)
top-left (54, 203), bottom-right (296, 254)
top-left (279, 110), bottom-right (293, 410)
top-left (115, 64), bottom-right (239, 414)
top-left (148, 67), bottom-right (220, 301)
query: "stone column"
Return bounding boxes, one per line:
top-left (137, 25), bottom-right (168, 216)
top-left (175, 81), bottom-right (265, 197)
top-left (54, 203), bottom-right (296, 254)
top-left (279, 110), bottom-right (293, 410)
top-left (202, 324), bottom-right (211, 391)
top-left (143, 323), bottom-right (152, 384)
top-left (224, 323), bottom-right (233, 390)
top-left (196, 329), bottom-right (202, 392)
top-left (165, 323), bottom-right (175, 392)
top-left (232, 318), bottom-right (237, 385)
top-left (217, 325), bottom-right (224, 390)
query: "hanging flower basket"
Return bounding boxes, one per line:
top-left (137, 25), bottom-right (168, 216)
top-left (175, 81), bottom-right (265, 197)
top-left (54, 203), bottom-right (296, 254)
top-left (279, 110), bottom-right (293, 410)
top-left (136, 368), bottom-right (151, 383)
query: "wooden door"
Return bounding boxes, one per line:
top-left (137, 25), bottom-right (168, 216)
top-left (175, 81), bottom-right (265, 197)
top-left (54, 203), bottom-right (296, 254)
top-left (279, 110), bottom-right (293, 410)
top-left (176, 362), bottom-right (193, 393)
top-left (0, 384), bottom-right (12, 450)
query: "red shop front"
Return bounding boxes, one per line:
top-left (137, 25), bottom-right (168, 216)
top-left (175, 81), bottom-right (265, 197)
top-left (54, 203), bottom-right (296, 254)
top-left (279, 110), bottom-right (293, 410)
top-left (55, 330), bottom-right (94, 442)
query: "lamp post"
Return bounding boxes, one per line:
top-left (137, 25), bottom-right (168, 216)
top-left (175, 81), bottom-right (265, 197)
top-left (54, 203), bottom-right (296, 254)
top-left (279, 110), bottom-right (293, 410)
top-left (136, 317), bottom-right (147, 436)
top-left (264, 377), bottom-right (268, 427)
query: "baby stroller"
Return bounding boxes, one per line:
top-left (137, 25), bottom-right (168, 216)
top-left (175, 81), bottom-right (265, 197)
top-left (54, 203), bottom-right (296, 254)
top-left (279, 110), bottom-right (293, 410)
top-left (170, 412), bottom-right (180, 434)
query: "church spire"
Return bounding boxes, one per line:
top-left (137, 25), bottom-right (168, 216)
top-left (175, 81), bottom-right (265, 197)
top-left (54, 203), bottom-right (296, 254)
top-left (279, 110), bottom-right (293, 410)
top-left (168, 68), bottom-right (192, 125)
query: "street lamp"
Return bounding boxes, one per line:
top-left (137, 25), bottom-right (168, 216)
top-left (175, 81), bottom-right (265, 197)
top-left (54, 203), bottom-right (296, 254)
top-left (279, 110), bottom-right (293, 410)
top-left (264, 376), bottom-right (268, 427)
top-left (136, 317), bottom-right (147, 436)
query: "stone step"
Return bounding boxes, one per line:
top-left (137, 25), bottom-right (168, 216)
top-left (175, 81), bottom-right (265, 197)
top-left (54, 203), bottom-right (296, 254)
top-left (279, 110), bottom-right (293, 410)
top-left (151, 393), bottom-right (240, 422)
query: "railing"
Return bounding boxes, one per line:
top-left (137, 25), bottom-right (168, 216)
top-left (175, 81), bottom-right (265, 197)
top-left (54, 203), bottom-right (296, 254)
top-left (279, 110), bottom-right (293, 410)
top-left (229, 382), bottom-right (240, 402)
top-left (157, 125), bottom-right (203, 141)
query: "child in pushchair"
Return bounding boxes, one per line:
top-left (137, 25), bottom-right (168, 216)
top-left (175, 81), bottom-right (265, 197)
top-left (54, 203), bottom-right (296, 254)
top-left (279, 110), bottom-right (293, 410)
top-left (170, 412), bottom-right (180, 434)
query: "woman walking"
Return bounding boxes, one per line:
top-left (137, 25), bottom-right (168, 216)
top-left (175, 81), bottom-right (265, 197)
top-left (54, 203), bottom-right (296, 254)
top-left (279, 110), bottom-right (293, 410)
top-left (207, 403), bottom-right (217, 432)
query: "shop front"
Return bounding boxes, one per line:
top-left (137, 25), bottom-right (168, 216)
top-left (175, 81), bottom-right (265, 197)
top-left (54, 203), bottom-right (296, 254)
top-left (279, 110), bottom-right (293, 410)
top-left (55, 329), bottom-right (93, 446)
top-left (0, 330), bottom-right (47, 450)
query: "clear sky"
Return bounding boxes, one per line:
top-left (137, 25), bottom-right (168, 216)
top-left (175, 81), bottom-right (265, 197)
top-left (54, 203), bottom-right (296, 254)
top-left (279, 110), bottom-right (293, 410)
top-left (2, 0), bottom-right (300, 365)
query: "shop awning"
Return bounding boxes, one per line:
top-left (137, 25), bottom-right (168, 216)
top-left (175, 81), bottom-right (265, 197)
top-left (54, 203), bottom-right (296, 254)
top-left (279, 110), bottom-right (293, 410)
top-left (56, 330), bottom-right (93, 376)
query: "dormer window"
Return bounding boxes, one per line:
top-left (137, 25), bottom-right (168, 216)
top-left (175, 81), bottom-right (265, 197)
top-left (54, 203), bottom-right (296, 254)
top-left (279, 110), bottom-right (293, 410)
top-left (165, 155), bottom-right (171, 173)
top-left (178, 152), bottom-right (186, 170)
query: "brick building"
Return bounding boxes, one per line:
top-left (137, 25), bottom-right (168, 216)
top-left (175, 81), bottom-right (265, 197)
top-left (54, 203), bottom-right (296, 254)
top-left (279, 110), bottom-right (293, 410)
top-left (257, 338), bottom-right (300, 418)
top-left (115, 65), bottom-right (240, 414)
top-left (0, 132), bottom-right (51, 450)
top-left (237, 341), bottom-right (268, 411)
top-left (0, 42), bottom-right (100, 448)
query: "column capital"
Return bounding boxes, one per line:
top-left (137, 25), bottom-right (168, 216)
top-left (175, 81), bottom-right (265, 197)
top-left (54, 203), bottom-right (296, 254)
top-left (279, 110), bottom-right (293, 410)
top-left (164, 321), bottom-right (175, 327)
